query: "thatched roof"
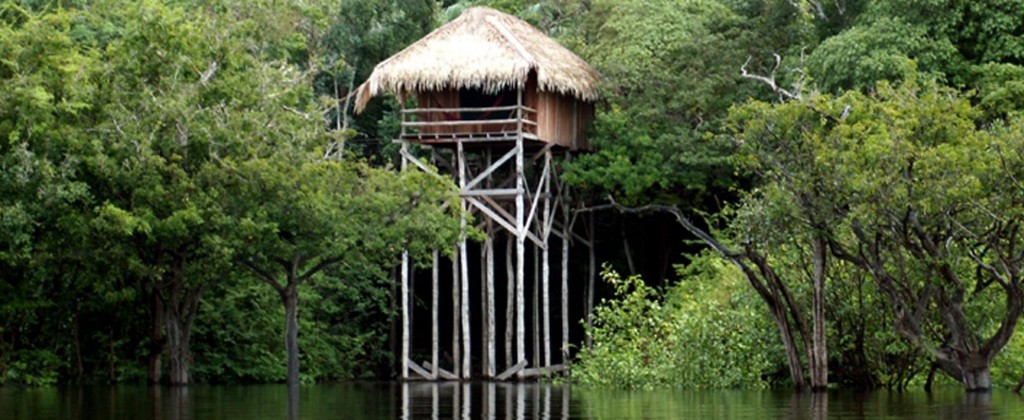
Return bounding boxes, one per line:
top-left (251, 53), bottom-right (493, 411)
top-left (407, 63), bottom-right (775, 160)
top-left (354, 7), bottom-right (601, 113)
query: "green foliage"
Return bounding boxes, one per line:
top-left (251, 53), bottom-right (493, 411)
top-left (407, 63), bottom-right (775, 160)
top-left (563, 0), bottom-right (767, 205)
top-left (729, 79), bottom-right (1024, 389)
top-left (1, 349), bottom-right (60, 386)
top-left (575, 256), bottom-right (782, 389)
top-left (0, 0), bottom-right (461, 386)
top-left (806, 17), bottom-right (959, 92)
top-left (191, 277), bottom-right (286, 383)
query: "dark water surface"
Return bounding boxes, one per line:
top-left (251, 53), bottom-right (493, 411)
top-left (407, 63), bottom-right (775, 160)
top-left (2, 382), bottom-right (1023, 419)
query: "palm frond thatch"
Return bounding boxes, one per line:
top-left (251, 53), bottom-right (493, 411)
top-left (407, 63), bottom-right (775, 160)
top-left (354, 7), bottom-right (600, 113)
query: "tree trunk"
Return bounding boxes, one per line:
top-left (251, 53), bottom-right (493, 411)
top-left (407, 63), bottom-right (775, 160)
top-left (771, 303), bottom-right (807, 390)
top-left (158, 251), bottom-right (206, 386)
top-left (935, 349), bottom-right (993, 392)
top-left (108, 329), bottom-right (117, 384)
top-left (962, 365), bottom-right (992, 392)
top-left (165, 308), bottom-right (190, 385)
top-left (282, 285), bottom-right (301, 387)
top-left (148, 291), bottom-right (165, 384)
top-left (73, 314), bottom-right (84, 382)
top-left (924, 363), bottom-right (938, 392)
top-left (809, 236), bottom-right (828, 391)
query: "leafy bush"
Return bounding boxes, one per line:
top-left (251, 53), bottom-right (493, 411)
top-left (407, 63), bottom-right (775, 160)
top-left (575, 253), bottom-right (783, 389)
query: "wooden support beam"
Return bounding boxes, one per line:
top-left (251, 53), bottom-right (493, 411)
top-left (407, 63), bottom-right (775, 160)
top-left (423, 362), bottom-right (459, 381)
top-left (523, 159), bottom-right (550, 237)
top-left (467, 197), bottom-right (518, 238)
top-left (464, 148), bottom-right (517, 191)
top-left (404, 118), bottom-right (521, 127)
top-left (552, 219), bottom-right (591, 248)
top-left (496, 360), bottom-right (528, 381)
top-left (407, 359), bottom-right (433, 380)
top-left (520, 364), bottom-right (568, 378)
top-left (400, 148), bottom-right (437, 175)
top-left (462, 188), bottom-right (520, 197)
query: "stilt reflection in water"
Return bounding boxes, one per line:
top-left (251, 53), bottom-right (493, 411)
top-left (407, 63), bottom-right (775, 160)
top-left (399, 382), bottom-right (572, 419)
top-left (286, 385), bottom-right (299, 420)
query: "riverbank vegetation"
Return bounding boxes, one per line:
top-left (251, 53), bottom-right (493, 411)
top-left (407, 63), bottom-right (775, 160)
top-left (3, 0), bottom-right (1024, 392)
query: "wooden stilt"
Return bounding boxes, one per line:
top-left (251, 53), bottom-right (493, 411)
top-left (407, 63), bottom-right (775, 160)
top-left (484, 150), bottom-right (496, 379)
top-left (532, 245), bottom-right (540, 368)
top-left (452, 248), bottom-right (460, 378)
top-left (400, 141), bottom-right (410, 381)
top-left (586, 213), bottom-right (596, 349)
top-left (515, 88), bottom-right (526, 376)
top-left (561, 153), bottom-right (570, 366)
top-left (457, 141), bottom-right (471, 379)
top-left (541, 151), bottom-right (552, 368)
top-left (401, 251), bottom-right (409, 380)
top-left (486, 231), bottom-right (496, 378)
top-left (431, 250), bottom-right (439, 380)
top-left (505, 234), bottom-right (514, 370)
top-left (481, 236), bottom-right (488, 376)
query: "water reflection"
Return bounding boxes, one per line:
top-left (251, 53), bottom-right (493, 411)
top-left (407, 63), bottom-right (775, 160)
top-left (2, 382), bottom-right (1023, 419)
top-left (399, 382), bottom-right (572, 420)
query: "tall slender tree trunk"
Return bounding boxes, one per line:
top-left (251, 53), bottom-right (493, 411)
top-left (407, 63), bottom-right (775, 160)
top-left (281, 285), bottom-right (300, 387)
top-left (771, 303), bottom-right (806, 390)
top-left (810, 236), bottom-right (828, 391)
top-left (73, 313), bottom-right (84, 382)
top-left (108, 328), bottom-right (117, 384)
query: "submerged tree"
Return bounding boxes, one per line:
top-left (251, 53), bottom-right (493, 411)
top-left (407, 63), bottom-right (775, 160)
top-left (735, 80), bottom-right (1024, 391)
top-left (225, 156), bottom-right (463, 387)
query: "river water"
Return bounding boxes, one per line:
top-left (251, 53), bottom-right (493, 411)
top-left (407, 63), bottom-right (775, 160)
top-left (2, 382), bottom-right (1022, 419)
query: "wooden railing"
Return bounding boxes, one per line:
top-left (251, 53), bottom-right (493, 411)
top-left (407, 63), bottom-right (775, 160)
top-left (400, 105), bottom-right (538, 140)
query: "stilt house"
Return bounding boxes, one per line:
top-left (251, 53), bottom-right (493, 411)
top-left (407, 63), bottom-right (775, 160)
top-left (355, 6), bottom-right (601, 381)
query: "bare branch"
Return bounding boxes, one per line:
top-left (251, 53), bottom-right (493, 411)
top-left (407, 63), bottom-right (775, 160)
top-left (741, 55), bottom-right (802, 101)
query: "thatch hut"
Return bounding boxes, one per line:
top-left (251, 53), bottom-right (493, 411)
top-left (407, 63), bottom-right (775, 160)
top-left (354, 7), bottom-right (601, 150)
